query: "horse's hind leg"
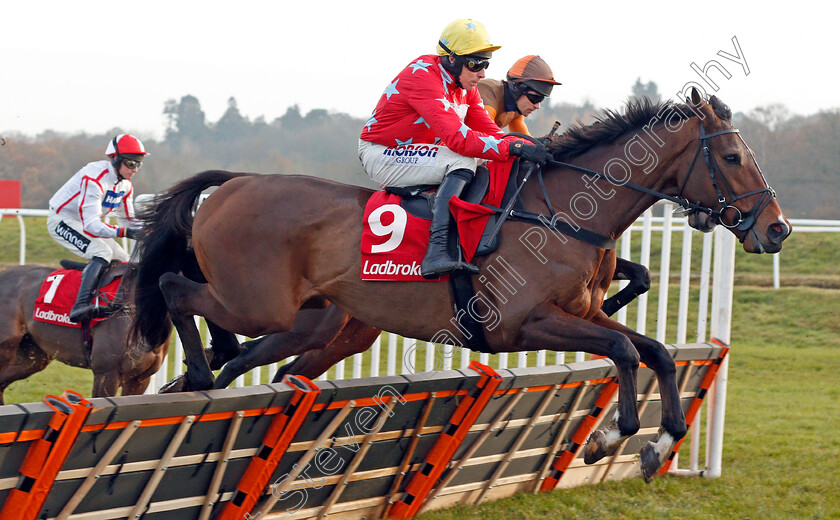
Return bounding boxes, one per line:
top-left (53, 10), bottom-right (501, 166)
top-left (182, 253), bottom-right (241, 370)
top-left (205, 321), bottom-right (241, 370)
top-left (158, 273), bottom-right (217, 391)
top-left (214, 305), bottom-right (352, 388)
top-left (274, 318), bottom-right (382, 381)
top-left (213, 335), bottom-right (275, 389)
top-left (591, 311), bottom-right (687, 480)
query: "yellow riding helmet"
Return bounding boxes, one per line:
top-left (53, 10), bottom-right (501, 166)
top-left (436, 19), bottom-right (501, 57)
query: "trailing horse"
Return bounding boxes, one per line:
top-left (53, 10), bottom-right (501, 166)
top-left (0, 262), bottom-right (169, 403)
top-left (130, 91), bottom-right (790, 480)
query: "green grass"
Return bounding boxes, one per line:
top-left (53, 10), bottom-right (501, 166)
top-left (2, 216), bottom-right (840, 518)
top-left (0, 216), bottom-right (71, 268)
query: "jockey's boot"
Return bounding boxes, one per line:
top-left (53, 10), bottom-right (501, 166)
top-left (69, 257), bottom-right (109, 323)
top-left (421, 169), bottom-right (480, 279)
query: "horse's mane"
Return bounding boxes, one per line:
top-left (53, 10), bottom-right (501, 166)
top-left (547, 95), bottom-right (732, 160)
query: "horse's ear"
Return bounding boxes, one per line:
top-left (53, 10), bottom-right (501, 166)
top-left (687, 86), bottom-right (714, 120)
top-left (689, 87), bottom-right (704, 106)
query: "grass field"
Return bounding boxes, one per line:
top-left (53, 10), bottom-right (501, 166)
top-left (1, 217), bottom-right (839, 518)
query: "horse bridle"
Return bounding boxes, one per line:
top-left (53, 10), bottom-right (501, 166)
top-left (674, 124), bottom-right (777, 233)
top-left (539, 121), bottom-right (778, 236)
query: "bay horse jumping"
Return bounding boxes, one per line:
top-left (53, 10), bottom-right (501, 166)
top-left (0, 263), bottom-right (169, 404)
top-left (130, 90), bottom-right (790, 479)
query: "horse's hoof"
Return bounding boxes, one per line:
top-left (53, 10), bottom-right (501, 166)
top-left (584, 430), bottom-right (610, 464)
top-left (585, 424), bottom-right (631, 464)
top-left (639, 442), bottom-right (663, 482)
top-left (271, 362), bottom-right (293, 383)
top-left (159, 375), bottom-right (187, 393)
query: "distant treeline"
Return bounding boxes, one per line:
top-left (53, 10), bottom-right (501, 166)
top-left (1, 81), bottom-right (837, 219)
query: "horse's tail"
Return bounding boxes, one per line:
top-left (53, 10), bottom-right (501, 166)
top-left (129, 170), bottom-right (253, 351)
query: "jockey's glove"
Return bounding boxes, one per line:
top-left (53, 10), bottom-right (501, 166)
top-left (510, 140), bottom-right (549, 165)
top-left (123, 227), bottom-right (146, 241)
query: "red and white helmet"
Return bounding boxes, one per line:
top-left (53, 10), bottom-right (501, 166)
top-left (106, 134), bottom-right (149, 157)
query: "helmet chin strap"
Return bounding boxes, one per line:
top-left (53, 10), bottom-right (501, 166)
top-left (111, 155), bottom-right (129, 181)
top-left (110, 136), bottom-right (125, 179)
top-left (503, 81), bottom-right (523, 114)
top-left (438, 41), bottom-right (465, 89)
top-left (441, 57), bottom-right (464, 89)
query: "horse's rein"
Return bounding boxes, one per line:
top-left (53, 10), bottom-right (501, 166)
top-left (482, 132), bottom-right (616, 250)
top-left (543, 123), bottom-right (778, 235)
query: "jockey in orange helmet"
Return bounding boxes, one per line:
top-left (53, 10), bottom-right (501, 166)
top-left (477, 55), bottom-right (561, 135)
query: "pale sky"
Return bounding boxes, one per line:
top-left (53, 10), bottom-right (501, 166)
top-left (2, 0), bottom-right (837, 140)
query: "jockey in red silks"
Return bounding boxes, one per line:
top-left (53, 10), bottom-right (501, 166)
top-left (47, 134), bottom-right (147, 322)
top-left (359, 18), bottom-right (548, 278)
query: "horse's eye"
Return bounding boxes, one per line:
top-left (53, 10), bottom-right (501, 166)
top-left (723, 154), bottom-right (740, 165)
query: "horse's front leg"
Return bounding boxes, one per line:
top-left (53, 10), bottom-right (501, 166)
top-left (90, 335), bottom-right (123, 397)
top-left (590, 311), bottom-right (687, 480)
top-left (0, 338), bottom-right (51, 405)
top-left (120, 376), bottom-right (151, 396)
top-left (507, 303), bottom-right (641, 460)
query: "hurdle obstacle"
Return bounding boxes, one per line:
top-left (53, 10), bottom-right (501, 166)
top-left (0, 341), bottom-right (729, 519)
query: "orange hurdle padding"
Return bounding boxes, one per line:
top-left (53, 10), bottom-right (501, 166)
top-left (0, 390), bottom-right (92, 520)
top-left (658, 340), bottom-right (731, 475)
top-left (217, 375), bottom-right (320, 520)
top-left (540, 378), bottom-right (619, 491)
top-left (388, 361), bottom-right (502, 519)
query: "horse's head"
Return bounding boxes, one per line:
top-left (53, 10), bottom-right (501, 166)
top-left (677, 88), bottom-right (791, 253)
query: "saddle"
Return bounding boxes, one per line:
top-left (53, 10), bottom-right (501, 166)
top-left (59, 259), bottom-right (130, 289)
top-left (383, 164), bottom-right (526, 259)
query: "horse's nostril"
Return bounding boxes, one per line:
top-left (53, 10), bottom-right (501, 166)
top-left (768, 222), bottom-right (789, 243)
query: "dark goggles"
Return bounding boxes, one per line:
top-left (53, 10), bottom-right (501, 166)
top-left (463, 56), bottom-right (490, 72)
top-left (122, 159), bottom-right (143, 169)
top-left (524, 90), bottom-right (546, 104)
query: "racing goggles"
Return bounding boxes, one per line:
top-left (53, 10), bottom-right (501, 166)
top-left (463, 56), bottom-right (490, 72)
top-left (524, 90), bottom-right (546, 104)
top-left (122, 159), bottom-right (143, 169)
